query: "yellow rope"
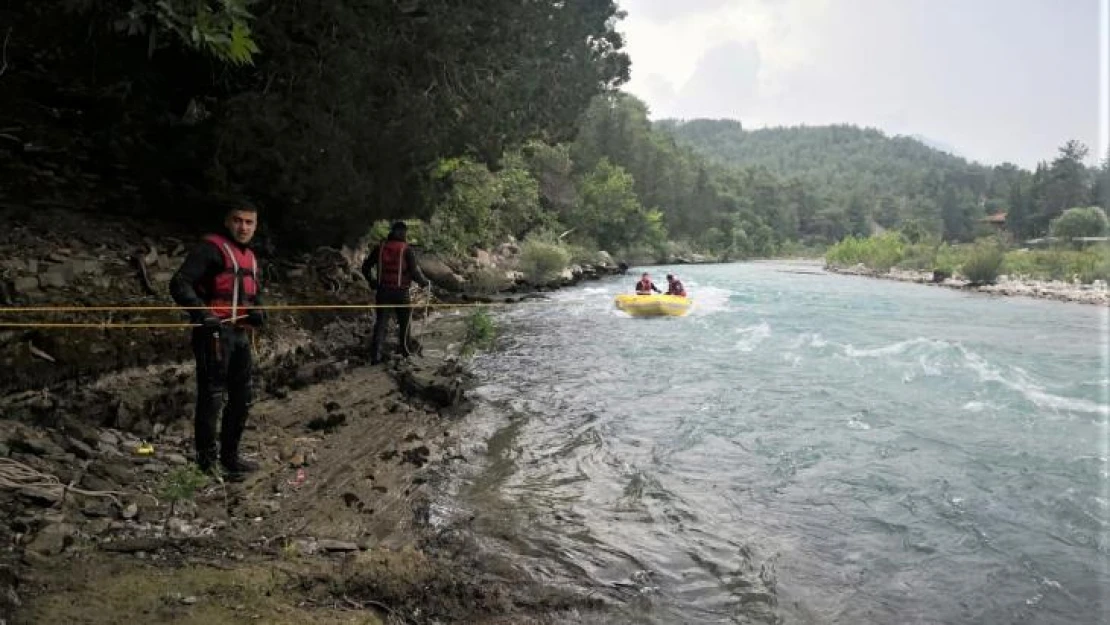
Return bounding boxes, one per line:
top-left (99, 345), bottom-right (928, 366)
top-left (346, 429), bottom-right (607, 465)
top-left (0, 301), bottom-right (531, 313)
top-left (0, 296), bottom-right (526, 329)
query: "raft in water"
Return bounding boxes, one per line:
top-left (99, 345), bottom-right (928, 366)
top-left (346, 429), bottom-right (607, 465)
top-left (614, 293), bottom-right (692, 317)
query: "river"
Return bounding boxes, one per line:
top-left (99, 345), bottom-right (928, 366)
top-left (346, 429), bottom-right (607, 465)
top-left (454, 260), bottom-right (1109, 624)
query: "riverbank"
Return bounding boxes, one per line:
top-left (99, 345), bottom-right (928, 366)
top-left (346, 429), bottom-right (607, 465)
top-left (0, 208), bottom-right (623, 624)
top-left (825, 263), bottom-right (1110, 306)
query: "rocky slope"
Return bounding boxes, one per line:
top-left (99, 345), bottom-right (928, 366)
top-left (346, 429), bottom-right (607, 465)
top-left (0, 208), bottom-right (625, 624)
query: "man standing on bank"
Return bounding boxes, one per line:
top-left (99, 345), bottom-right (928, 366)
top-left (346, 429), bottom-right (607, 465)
top-left (170, 200), bottom-right (265, 479)
top-left (362, 221), bottom-right (430, 365)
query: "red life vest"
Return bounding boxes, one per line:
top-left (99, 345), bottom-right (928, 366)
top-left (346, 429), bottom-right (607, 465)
top-left (637, 278), bottom-right (653, 292)
top-left (668, 281), bottom-right (686, 297)
top-left (196, 233), bottom-right (259, 320)
top-left (378, 240), bottom-right (410, 289)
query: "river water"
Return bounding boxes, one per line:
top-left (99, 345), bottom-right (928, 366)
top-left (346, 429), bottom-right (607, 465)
top-left (457, 261), bottom-right (1109, 624)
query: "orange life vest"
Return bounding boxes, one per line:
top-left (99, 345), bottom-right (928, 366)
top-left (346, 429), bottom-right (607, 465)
top-left (378, 240), bottom-right (410, 289)
top-left (637, 278), bottom-right (653, 292)
top-left (196, 233), bottom-right (259, 319)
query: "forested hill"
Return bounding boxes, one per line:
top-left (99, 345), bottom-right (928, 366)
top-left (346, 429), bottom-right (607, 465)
top-left (658, 120), bottom-right (988, 188)
top-left (655, 118), bottom-right (1107, 244)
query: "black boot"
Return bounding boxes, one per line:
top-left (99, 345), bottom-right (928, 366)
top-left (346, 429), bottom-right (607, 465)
top-left (219, 455), bottom-right (259, 480)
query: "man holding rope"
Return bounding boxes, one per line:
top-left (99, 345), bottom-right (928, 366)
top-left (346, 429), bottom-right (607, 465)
top-left (362, 221), bottom-right (430, 365)
top-left (170, 199), bottom-right (265, 479)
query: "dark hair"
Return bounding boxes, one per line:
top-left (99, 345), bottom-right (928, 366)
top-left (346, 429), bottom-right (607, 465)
top-left (390, 221), bottom-right (408, 232)
top-left (666, 274), bottom-right (674, 280)
top-left (223, 197), bottom-right (259, 216)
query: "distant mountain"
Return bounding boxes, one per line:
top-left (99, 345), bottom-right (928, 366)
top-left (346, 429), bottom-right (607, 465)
top-left (653, 118), bottom-right (1016, 241)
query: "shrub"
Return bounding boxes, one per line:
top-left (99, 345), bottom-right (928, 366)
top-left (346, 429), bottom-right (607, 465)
top-left (518, 237), bottom-right (570, 283)
top-left (825, 232), bottom-right (905, 271)
top-left (960, 239), bottom-right (1005, 285)
top-left (462, 309), bottom-right (496, 356)
top-left (467, 267), bottom-right (509, 294)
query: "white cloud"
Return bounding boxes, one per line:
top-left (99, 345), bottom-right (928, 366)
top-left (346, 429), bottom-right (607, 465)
top-left (617, 0), bottom-right (833, 110)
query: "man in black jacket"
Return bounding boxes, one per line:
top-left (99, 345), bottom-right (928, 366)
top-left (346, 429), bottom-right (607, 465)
top-left (169, 200), bottom-right (265, 479)
top-left (361, 222), bottom-right (430, 365)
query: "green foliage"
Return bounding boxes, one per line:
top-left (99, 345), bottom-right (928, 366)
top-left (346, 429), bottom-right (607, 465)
top-left (467, 267), bottom-right (509, 295)
top-left (424, 157), bottom-right (502, 255)
top-left (1050, 206), bottom-right (1109, 242)
top-left (825, 232), bottom-right (906, 272)
top-left (960, 238), bottom-right (1006, 285)
top-left (518, 236), bottom-right (572, 283)
top-left (462, 309), bottom-right (496, 356)
top-left (159, 464), bottom-right (210, 514)
top-left (1002, 246), bottom-right (1110, 283)
top-left (105, 0), bottom-right (260, 64)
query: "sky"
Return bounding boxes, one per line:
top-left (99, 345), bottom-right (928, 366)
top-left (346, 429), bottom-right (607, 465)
top-left (614, 0), bottom-right (1106, 169)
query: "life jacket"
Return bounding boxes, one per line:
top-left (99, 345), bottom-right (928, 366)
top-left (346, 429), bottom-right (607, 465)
top-left (668, 281), bottom-right (687, 297)
top-left (637, 278), bottom-right (653, 293)
top-left (378, 239), bottom-right (410, 289)
top-left (196, 233), bottom-right (259, 320)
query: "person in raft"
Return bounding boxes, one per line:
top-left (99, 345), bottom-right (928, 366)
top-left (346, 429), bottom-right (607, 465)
top-left (665, 274), bottom-right (687, 297)
top-left (635, 272), bottom-right (661, 295)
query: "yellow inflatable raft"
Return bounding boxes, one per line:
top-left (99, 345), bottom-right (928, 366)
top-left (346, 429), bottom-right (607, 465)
top-left (614, 293), bottom-right (692, 317)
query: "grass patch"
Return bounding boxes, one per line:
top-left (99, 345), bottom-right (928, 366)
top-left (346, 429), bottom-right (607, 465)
top-left (21, 562), bottom-right (382, 625)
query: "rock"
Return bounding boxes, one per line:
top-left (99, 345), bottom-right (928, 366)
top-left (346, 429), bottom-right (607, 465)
top-left (9, 434), bottom-right (65, 457)
top-left (182, 595), bottom-right (198, 605)
top-left (318, 539), bottom-right (359, 553)
top-left (398, 368), bottom-right (462, 407)
top-left (38, 270), bottom-right (67, 289)
top-left (80, 473), bottom-right (118, 493)
top-left (18, 486), bottom-right (61, 506)
top-left (120, 503), bottom-right (139, 520)
top-left (65, 437), bottom-right (96, 460)
top-left (417, 256), bottom-right (466, 292)
top-left (26, 522), bottom-right (75, 556)
top-left (166, 518), bottom-right (195, 537)
top-left (91, 460), bottom-right (135, 486)
top-left (81, 500), bottom-right (114, 518)
top-left (474, 249), bottom-right (494, 267)
top-left (165, 453), bottom-right (188, 466)
top-left (98, 430), bottom-right (121, 447)
top-left (12, 276), bottom-right (39, 294)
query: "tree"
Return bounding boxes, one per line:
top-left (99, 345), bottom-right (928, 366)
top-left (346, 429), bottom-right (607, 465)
top-left (1050, 207), bottom-right (1109, 243)
top-left (10, 1), bottom-right (632, 249)
top-left (573, 158), bottom-right (664, 251)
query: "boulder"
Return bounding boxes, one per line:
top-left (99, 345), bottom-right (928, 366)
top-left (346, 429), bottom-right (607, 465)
top-left (417, 256), bottom-right (466, 292)
top-left (473, 248), bottom-right (494, 267)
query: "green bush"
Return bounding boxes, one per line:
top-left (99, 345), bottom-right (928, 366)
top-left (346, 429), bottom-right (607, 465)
top-left (825, 232), bottom-right (905, 271)
top-left (1003, 245), bottom-right (1110, 283)
top-left (960, 239), bottom-right (1005, 285)
top-left (467, 267), bottom-right (509, 294)
top-left (519, 237), bottom-right (571, 283)
top-left (462, 309), bottom-right (496, 356)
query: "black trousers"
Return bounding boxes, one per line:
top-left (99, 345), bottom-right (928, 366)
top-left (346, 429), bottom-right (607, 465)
top-left (191, 326), bottom-right (253, 466)
top-left (371, 288), bottom-right (413, 363)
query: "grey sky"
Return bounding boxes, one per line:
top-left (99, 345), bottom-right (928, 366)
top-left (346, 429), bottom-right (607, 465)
top-left (616, 0), bottom-right (1105, 169)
